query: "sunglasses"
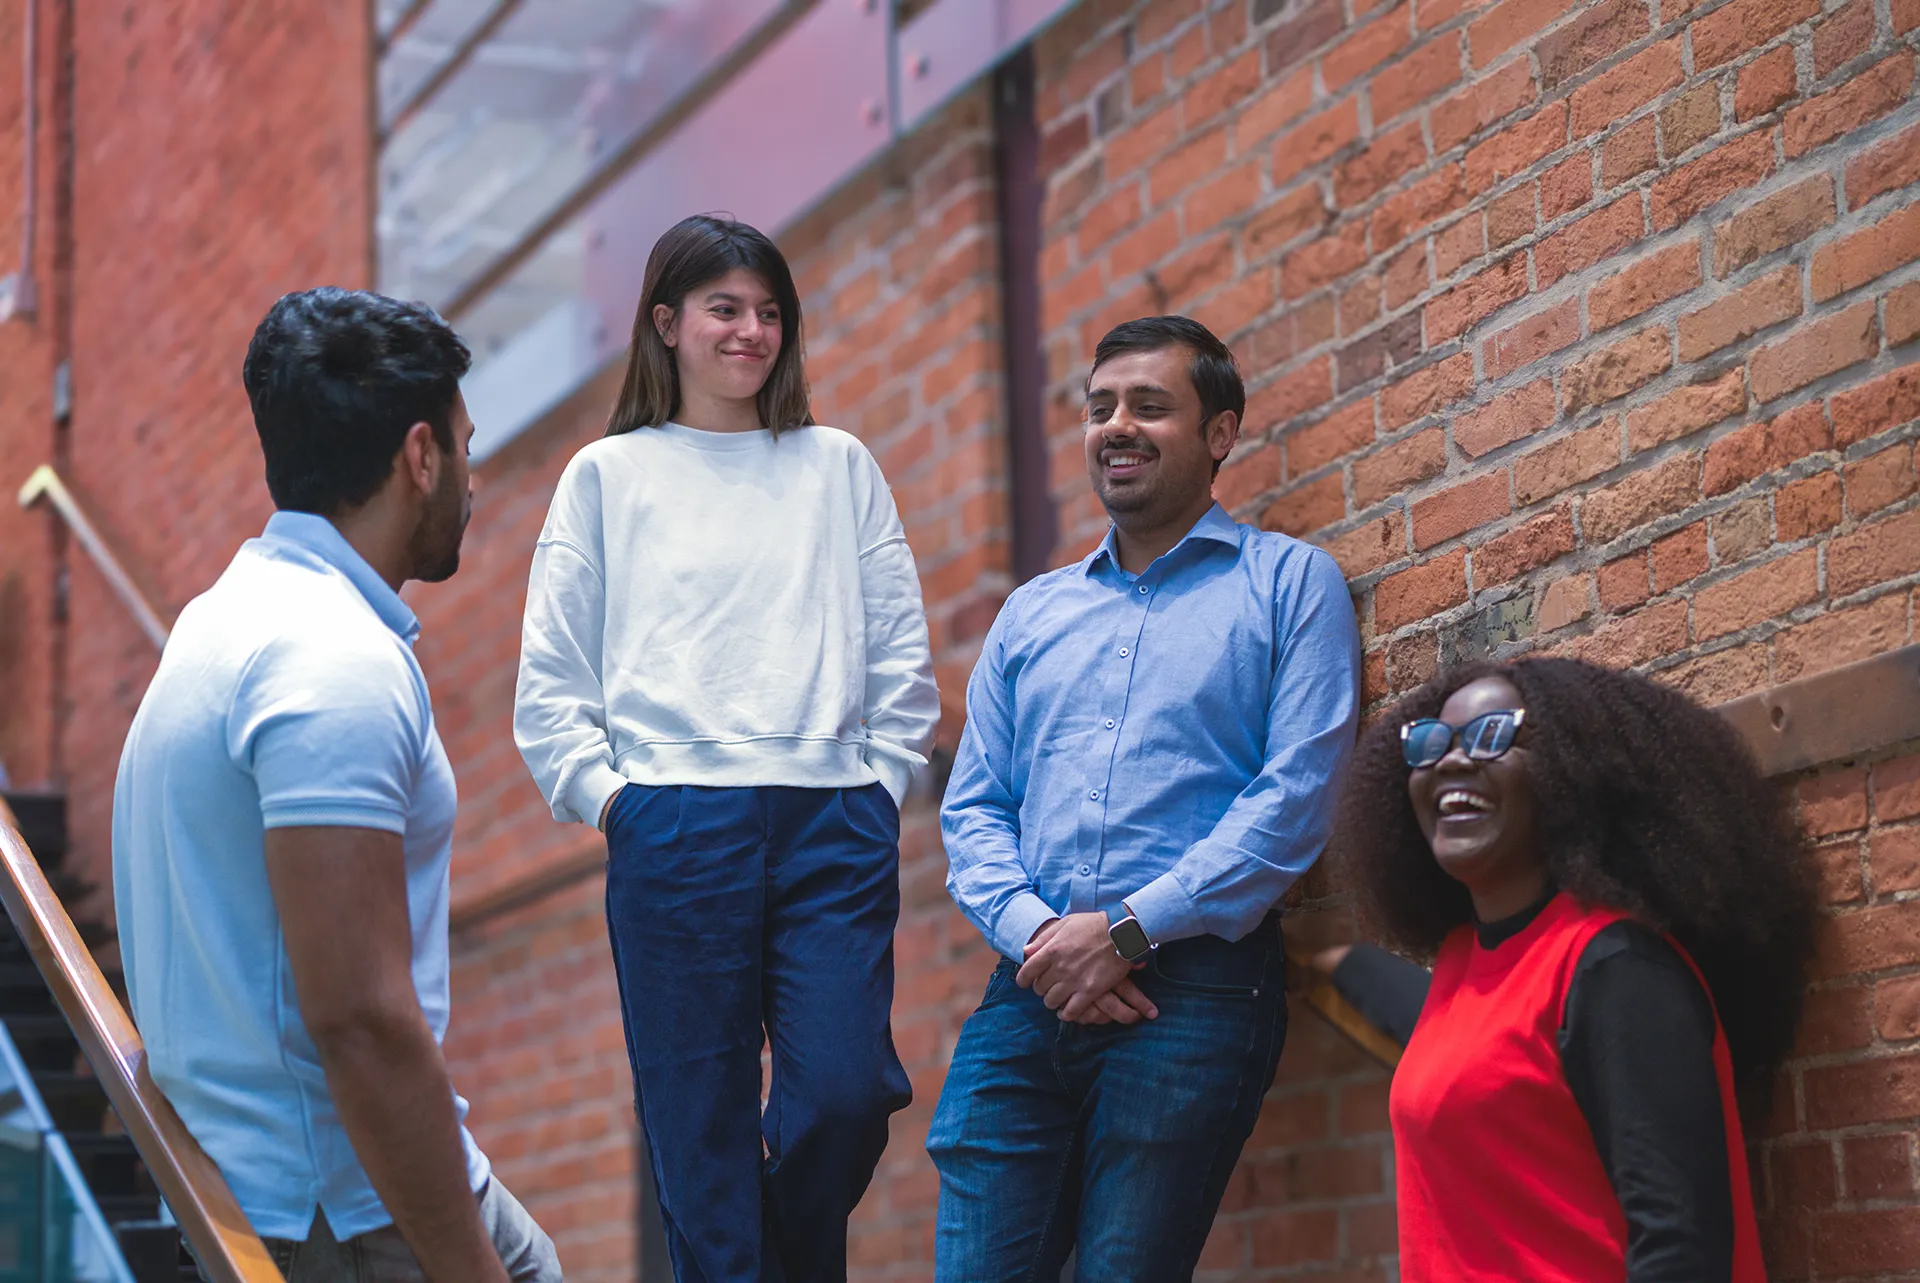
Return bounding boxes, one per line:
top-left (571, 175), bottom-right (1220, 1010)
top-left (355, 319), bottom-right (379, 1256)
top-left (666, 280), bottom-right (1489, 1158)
top-left (1400, 709), bottom-right (1526, 769)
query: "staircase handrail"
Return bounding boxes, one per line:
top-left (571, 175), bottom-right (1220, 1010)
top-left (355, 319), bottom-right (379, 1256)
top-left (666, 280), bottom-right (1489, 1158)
top-left (0, 797), bottom-right (281, 1283)
top-left (17, 465), bottom-right (170, 651)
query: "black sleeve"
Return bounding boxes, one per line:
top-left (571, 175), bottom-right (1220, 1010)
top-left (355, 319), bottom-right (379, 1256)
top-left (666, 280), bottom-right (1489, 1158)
top-left (1329, 942), bottom-right (1430, 1047)
top-left (1560, 922), bottom-right (1734, 1283)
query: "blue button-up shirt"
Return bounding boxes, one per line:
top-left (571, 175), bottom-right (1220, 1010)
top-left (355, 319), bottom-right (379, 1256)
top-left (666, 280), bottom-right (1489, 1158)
top-left (942, 504), bottom-right (1361, 959)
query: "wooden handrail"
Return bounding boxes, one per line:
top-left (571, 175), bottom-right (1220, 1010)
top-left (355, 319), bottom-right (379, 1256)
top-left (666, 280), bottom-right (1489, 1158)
top-left (0, 798), bottom-right (282, 1283)
top-left (18, 465), bottom-right (170, 650)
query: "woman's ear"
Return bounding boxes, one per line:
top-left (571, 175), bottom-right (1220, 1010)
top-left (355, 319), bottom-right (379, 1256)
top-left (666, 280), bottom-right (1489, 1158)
top-left (652, 303), bottom-right (677, 348)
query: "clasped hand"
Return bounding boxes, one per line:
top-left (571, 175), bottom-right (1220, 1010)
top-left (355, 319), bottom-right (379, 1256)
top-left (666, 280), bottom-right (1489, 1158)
top-left (1016, 913), bottom-right (1159, 1026)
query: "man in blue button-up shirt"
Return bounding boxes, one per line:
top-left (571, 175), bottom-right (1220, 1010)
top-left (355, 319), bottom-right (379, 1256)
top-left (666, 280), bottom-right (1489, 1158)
top-left (929, 316), bottom-right (1361, 1280)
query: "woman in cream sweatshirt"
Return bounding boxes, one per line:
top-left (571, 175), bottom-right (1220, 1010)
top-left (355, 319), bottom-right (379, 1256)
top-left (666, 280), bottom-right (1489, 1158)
top-left (514, 214), bottom-right (939, 1283)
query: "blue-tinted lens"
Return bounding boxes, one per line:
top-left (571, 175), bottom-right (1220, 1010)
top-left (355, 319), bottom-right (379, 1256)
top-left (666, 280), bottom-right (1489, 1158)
top-left (1463, 711), bottom-right (1519, 760)
top-left (1402, 720), bottom-right (1454, 768)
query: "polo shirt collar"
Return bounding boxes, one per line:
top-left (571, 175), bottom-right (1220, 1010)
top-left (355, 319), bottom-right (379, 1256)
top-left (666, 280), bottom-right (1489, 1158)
top-left (1085, 502), bottom-right (1243, 577)
top-left (261, 511), bottom-right (421, 645)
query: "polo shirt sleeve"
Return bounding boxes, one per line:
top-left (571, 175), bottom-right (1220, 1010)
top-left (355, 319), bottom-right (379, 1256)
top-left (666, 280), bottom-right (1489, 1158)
top-left (228, 633), bottom-right (428, 834)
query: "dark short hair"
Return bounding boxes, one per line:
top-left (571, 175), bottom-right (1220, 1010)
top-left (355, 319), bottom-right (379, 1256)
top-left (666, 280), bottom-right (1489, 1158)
top-left (242, 288), bottom-right (471, 515)
top-left (1088, 315), bottom-right (1246, 428)
top-left (608, 214), bottom-right (812, 437)
top-left (1334, 657), bottom-right (1815, 1108)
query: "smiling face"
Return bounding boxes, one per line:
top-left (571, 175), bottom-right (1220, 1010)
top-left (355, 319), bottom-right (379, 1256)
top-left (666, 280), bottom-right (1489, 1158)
top-left (654, 267), bottom-right (783, 410)
top-left (1407, 674), bottom-right (1546, 910)
top-left (1083, 346), bottom-right (1236, 526)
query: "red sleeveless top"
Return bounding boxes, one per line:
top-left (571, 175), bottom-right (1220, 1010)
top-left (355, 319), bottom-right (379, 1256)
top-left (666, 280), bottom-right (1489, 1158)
top-left (1389, 892), bottom-right (1766, 1281)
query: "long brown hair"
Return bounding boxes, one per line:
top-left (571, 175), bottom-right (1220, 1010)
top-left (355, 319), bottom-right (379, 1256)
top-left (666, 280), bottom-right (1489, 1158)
top-left (607, 214), bottom-right (813, 436)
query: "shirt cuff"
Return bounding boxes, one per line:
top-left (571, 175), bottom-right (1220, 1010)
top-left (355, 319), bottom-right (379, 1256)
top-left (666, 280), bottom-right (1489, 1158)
top-left (992, 892), bottom-right (1061, 963)
top-left (1125, 872), bottom-right (1205, 947)
top-left (866, 750), bottom-right (915, 811)
top-left (569, 763), bottom-right (630, 830)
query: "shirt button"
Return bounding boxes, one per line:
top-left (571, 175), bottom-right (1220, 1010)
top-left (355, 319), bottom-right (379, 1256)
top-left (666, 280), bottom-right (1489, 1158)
top-left (1118, 646), bottom-right (1130, 657)
top-left (1137, 584), bottom-right (1149, 594)
top-left (1104, 718), bottom-right (1116, 729)
top-left (1088, 789), bottom-right (1100, 800)
top-left (1078, 864), bottom-right (1092, 875)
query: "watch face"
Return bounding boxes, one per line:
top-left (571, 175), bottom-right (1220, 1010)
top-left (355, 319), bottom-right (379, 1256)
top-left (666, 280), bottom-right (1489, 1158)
top-left (1111, 917), bottom-right (1151, 961)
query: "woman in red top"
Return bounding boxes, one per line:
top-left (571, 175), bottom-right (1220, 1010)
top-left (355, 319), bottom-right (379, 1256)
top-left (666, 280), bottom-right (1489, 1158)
top-left (1333, 658), bottom-right (1813, 1282)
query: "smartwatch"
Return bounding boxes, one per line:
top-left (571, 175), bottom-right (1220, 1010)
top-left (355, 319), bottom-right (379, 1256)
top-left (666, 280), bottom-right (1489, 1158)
top-left (1106, 902), bottom-right (1153, 964)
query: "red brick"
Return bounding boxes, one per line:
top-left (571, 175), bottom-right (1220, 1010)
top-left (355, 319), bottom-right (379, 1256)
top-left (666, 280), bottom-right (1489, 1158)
top-left (1695, 0), bottom-right (1821, 70)
top-left (1319, 512), bottom-right (1409, 576)
top-left (1677, 264), bottom-right (1802, 361)
top-left (1247, 356), bottom-right (1337, 426)
top-left (1813, 0), bottom-right (1876, 79)
top-left (1467, 0), bottom-right (1581, 67)
top-left (1487, 187), bottom-right (1536, 249)
top-left (1456, 378), bottom-right (1557, 457)
top-left (1881, 974), bottom-right (1920, 1042)
top-left (1413, 471), bottom-right (1514, 548)
top-left (1354, 429), bottom-right (1449, 507)
top-left (1375, 547), bottom-right (1471, 628)
top-left (1336, 122), bottom-right (1431, 205)
top-left (1245, 185), bottom-right (1333, 260)
top-left (1563, 326), bottom-right (1673, 413)
top-left (1879, 754), bottom-right (1920, 822)
top-left (1803, 1052), bottom-right (1920, 1130)
top-left (1570, 39), bottom-right (1685, 138)
top-left (1216, 442), bottom-right (1286, 512)
top-left (1183, 164), bottom-right (1263, 239)
top-left (1694, 547), bottom-right (1821, 638)
top-left (1271, 99), bottom-right (1364, 188)
top-left (1776, 470), bottom-right (1844, 540)
top-left (1371, 165), bottom-right (1470, 251)
top-left (1564, 597), bottom-right (1690, 666)
top-left (1811, 204), bottom-right (1920, 303)
top-left (1650, 520), bottom-right (1709, 591)
top-left (1589, 240), bottom-right (1702, 332)
top-left (1830, 506), bottom-right (1920, 596)
top-left (1888, 282), bottom-right (1920, 349)
top-left (1658, 81), bottom-right (1723, 160)
top-left (1484, 298), bottom-right (1582, 377)
top-left (1474, 506), bottom-right (1577, 584)
top-left (1386, 240), bottom-right (1432, 307)
top-left (1324, 12), bottom-right (1412, 90)
top-left (1626, 367), bottom-right (1746, 451)
top-left (1649, 130), bottom-right (1776, 230)
top-left (1870, 823), bottom-right (1920, 894)
top-left (1784, 54), bottom-right (1916, 158)
top-left (1432, 58), bottom-right (1538, 152)
top-left (1436, 213), bottom-right (1489, 277)
top-left (1703, 402), bottom-right (1831, 495)
top-left (1539, 571), bottom-right (1596, 628)
top-left (1844, 1133), bottom-right (1916, 1200)
top-left (1382, 352), bottom-right (1476, 428)
top-left (1813, 832), bottom-right (1868, 903)
top-left (1714, 176), bottom-right (1837, 278)
top-left (1750, 300), bottom-right (1879, 402)
top-left (1537, 0), bottom-right (1651, 90)
top-left (1830, 363), bottom-right (1920, 446)
top-left (1845, 120), bottom-right (1920, 209)
top-left (1801, 764), bottom-right (1872, 837)
top-left (1736, 44), bottom-right (1800, 122)
top-left (1846, 442), bottom-right (1919, 517)
top-left (1464, 101), bottom-right (1570, 190)
top-left (1598, 550), bottom-right (1653, 610)
top-left (1283, 221), bottom-right (1372, 298)
top-left (1182, 48), bottom-right (1265, 130)
top-left (1373, 34), bottom-right (1465, 124)
top-left (1425, 253), bottom-right (1530, 341)
top-left (1902, 0), bottom-right (1920, 32)
top-left (1149, 127), bottom-right (1229, 206)
top-left (1582, 453), bottom-right (1700, 543)
top-left (1514, 420), bottom-right (1621, 504)
top-left (1235, 63), bottom-right (1317, 147)
top-left (1261, 473), bottom-right (1347, 536)
top-left (1770, 1140), bottom-right (1840, 1211)
top-left (1535, 196), bottom-right (1647, 288)
top-left (1542, 152), bottom-right (1595, 217)
top-left (1288, 400), bottom-right (1378, 476)
top-left (1773, 591), bottom-right (1910, 680)
top-left (1600, 117), bottom-right (1658, 188)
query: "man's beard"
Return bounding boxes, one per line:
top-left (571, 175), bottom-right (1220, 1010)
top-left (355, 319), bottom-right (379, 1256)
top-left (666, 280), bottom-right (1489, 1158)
top-left (410, 471), bottom-right (469, 584)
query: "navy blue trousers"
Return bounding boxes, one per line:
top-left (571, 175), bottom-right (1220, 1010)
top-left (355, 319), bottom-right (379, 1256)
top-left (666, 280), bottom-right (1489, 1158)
top-left (603, 783), bottom-right (912, 1283)
top-left (927, 922), bottom-right (1288, 1282)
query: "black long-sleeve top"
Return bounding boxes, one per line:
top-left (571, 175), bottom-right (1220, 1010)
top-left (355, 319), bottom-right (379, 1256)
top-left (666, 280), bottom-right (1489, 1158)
top-left (1332, 892), bottom-right (1734, 1282)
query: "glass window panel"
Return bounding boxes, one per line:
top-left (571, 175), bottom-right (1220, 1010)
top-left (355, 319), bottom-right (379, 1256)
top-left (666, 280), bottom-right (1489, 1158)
top-left (377, 0), bottom-right (785, 312)
top-left (378, 0), bottom-right (500, 121)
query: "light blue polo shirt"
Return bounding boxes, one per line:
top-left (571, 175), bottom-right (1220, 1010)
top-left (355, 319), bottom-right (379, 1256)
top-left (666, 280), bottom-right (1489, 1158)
top-left (111, 511), bottom-right (489, 1241)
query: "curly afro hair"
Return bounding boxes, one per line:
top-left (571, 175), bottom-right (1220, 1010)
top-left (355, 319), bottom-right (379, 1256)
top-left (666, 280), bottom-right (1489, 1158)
top-left (1334, 656), bottom-right (1815, 1100)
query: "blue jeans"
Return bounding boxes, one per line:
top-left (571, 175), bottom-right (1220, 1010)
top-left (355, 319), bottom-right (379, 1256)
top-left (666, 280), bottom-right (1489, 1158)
top-left (604, 783), bottom-right (912, 1283)
top-left (927, 922), bottom-right (1288, 1282)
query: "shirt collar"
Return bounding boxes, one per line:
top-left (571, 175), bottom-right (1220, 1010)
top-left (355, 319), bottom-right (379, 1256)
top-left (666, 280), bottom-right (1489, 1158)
top-left (1085, 503), bottom-right (1243, 577)
top-left (260, 511), bottom-right (421, 645)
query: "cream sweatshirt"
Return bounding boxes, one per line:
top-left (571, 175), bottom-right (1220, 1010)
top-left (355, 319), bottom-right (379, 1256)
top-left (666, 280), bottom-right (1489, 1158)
top-left (514, 422), bottom-right (939, 826)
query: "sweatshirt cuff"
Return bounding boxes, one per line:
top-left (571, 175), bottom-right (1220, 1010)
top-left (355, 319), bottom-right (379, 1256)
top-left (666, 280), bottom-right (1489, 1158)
top-left (992, 893), bottom-right (1061, 963)
top-left (1125, 872), bottom-right (1204, 948)
top-left (867, 751), bottom-right (915, 812)
top-left (569, 763), bottom-right (630, 830)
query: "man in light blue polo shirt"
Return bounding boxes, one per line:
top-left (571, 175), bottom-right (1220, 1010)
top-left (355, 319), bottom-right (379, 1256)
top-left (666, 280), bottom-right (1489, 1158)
top-left (112, 288), bottom-right (560, 1283)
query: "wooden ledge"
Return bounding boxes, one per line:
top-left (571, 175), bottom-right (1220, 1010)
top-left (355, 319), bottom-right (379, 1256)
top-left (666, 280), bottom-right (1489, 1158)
top-left (1719, 644), bottom-right (1920, 779)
